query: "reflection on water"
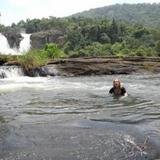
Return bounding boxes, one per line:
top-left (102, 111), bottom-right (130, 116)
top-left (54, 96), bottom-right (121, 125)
top-left (0, 74), bottom-right (160, 159)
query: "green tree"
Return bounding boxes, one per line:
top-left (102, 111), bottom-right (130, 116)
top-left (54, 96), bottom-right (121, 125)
top-left (109, 19), bottom-right (119, 43)
top-left (99, 33), bottom-right (111, 43)
top-left (155, 40), bottom-right (160, 54)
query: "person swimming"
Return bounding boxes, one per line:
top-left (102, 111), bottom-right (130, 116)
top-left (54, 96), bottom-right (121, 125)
top-left (109, 79), bottom-right (128, 97)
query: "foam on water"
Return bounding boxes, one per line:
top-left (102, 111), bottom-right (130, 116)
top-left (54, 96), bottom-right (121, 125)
top-left (0, 76), bottom-right (49, 92)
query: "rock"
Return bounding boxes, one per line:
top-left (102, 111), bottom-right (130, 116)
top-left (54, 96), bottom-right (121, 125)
top-left (39, 65), bottom-right (59, 76)
top-left (22, 68), bottom-right (41, 77)
top-left (2, 56), bottom-right (160, 77)
top-left (45, 57), bottom-right (160, 76)
top-left (3, 29), bottom-right (23, 49)
top-left (30, 30), bottom-right (65, 49)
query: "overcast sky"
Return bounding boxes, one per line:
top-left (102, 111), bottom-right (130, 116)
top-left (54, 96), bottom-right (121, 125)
top-left (0, 0), bottom-right (160, 26)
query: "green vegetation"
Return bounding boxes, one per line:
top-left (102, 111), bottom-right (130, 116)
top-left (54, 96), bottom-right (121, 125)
top-left (0, 24), bottom-right (5, 32)
top-left (1, 3), bottom-right (160, 61)
top-left (73, 3), bottom-right (160, 29)
top-left (62, 18), bottom-right (159, 57)
top-left (16, 43), bottom-right (66, 71)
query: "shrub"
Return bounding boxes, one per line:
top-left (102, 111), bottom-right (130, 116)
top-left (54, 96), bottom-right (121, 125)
top-left (44, 43), bottom-right (66, 59)
top-left (17, 43), bottom-right (66, 71)
top-left (17, 49), bottom-right (48, 71)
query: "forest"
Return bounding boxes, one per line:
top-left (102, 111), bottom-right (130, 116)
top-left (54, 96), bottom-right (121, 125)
top-left (73, 3), bottom-right (160, 29)
top-left (0, 3), bottom-right (160, 59)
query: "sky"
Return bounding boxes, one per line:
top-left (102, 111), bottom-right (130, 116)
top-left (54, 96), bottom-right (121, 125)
top-left (0, 0), bottom-right (160, 26)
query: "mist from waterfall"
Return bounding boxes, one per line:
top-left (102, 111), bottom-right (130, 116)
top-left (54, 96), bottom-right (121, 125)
top-left (0, 33), bottom-right (31, 55)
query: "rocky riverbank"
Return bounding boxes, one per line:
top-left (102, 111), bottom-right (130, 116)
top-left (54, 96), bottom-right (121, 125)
top-left (39, 56), bottom-right (160, 76)
top-left (2, 56), bottom-right (160, 77)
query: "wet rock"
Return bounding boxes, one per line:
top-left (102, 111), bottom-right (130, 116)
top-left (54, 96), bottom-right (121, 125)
top-left (39, 65), bottom-right (59, 76)
top-left (22, 68), bottom-right (41, 77)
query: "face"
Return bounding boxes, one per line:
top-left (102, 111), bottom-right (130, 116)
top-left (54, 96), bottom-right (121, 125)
top-left (113, 81), bottom-right (120, 88)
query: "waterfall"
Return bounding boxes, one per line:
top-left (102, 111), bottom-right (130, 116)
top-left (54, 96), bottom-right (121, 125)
top-left (0, 33), bottom-right (31, 55)
top-left (0, 66), bottom-right (24, 78)
top-left (19, 33), bottom-right (31, 53)
top-left (0, 33), bottom-right (18, 55)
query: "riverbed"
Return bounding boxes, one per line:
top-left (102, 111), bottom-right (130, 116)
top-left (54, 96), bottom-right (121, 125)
top-left (0, 74), bottom-right (160, 160)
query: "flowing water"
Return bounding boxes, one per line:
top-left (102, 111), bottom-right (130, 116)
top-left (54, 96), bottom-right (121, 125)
top-left (0, 33), bottom-right (31, 55)
top-left (0, 72), bottom-right (160, 160)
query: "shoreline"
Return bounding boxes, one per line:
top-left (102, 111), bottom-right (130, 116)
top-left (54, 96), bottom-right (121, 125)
top-left (44, 56), bottom-right (160, 76)
top-left (2, 56), bottom-right (160, 77)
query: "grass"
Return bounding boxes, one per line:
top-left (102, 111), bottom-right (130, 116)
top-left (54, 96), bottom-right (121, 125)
top-left (0, 54), bottom-right (18, 63)
top-left (16, 43), bottom-right (66, 72)
top-left (17, 49), bottom-right (49, 72)
top-left (0, 43), bottom-right (66, 74)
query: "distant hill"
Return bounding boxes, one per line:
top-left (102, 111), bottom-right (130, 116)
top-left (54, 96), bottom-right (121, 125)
top-left (72, 3), bottom-right (160, 28)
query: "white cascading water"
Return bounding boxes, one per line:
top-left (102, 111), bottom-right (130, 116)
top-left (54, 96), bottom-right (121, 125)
top-left (0, 66), bottom-right (24, 78)
top-left (0, 33), bottom-right (31, 78)
top-left (0, 32), bottom-right (31, 55)
top-left (19, 33), bottom-right (31, 53)
top-left (0, 33), bottom-right (18, 55)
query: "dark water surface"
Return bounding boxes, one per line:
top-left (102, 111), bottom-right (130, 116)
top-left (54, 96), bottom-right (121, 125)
top-left (0, 74), bottom-right (160, 160)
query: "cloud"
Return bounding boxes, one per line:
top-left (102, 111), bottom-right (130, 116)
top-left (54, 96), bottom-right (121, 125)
top-left (24, 0), bottom-right (110, 18)
top-left (8, 0), bottom-right (37, 7)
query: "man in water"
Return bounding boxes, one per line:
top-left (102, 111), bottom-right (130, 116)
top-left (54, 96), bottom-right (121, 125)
top-left (109, 79), bottom-right (128, 97)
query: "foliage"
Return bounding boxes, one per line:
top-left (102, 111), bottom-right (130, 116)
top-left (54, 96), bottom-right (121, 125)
top-left (2, 10), bottom-right (160, 58)
top-left (17, 50), bottom-right (48, 71)
top-left (0, 24), bottom-right (5, 32)
top-left (44, 43), bottom-right (66, 59)
top-left (155, 40), bottom-right (160, 53)
top-left (0, 54), bottom-right (17, 63)
top-left (72, 3), bottom-right (160, 29)
top-left (17, 43), bottom-right (66, 71)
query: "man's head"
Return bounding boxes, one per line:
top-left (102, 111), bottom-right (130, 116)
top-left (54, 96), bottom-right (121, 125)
top-left (113, 79), bottom-right (121, 88)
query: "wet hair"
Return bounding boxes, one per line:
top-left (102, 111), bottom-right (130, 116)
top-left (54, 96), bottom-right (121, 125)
top-left (113, 79), bottom-right (121, 88)
top-left (113, 79), bottom-right (120, 83)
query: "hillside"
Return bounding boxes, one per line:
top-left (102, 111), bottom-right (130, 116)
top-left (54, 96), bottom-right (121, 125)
top-left (72, 3), bottom-right (160, 28)
top-left (1, 3), bottom-right (160, 59)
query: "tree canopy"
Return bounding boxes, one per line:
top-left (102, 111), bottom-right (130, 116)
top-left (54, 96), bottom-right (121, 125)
top-left (1, 4), bottom-right (160, 57)
top-left (72, 3), bottom-right (160, 29)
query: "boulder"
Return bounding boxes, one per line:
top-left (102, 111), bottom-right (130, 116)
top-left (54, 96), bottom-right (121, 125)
top-left (30, 30), bottom-right (65, 49)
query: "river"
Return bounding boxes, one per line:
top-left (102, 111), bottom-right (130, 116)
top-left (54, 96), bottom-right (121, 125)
top-left (0, 74), bottom-right (160, 160)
